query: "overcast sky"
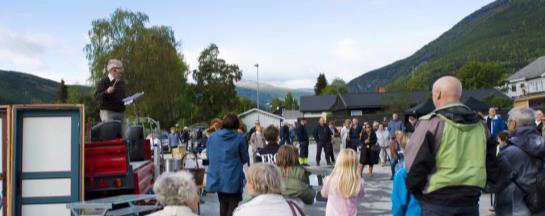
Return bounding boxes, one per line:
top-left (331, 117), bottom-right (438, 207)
top-left (0, 0), bottom-right (494, 88)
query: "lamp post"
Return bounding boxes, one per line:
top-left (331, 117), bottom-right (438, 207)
top-left (255, 63), bottom-right (260, 121)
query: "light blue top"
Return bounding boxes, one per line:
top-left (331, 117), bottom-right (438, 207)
top-left (392, 168), bottom-right (421, 216)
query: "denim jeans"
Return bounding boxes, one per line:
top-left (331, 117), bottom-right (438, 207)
top-left (390, 159), bottom-right (398, 177)
top-left (420, 201), bottom-right (479, 216)
top-left (379, 147), bottom-right (390, 164)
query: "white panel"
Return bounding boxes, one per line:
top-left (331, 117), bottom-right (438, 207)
top-left (22, 179), bottom-right (71, 198)
top-left (22, 204), bottom-right (70, 216)
top-left (22, 117), bottom-right (72, 172)
top-left (242, 112), bottom-right (281, 130)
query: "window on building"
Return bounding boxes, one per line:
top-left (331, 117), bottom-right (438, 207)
top-left (350, 110), bottom-right (363, 116)
top-left (511, 84), bottom-right (516, 92)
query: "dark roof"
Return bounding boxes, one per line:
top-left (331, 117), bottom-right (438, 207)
top-left (405, 99), bottom-right (435, 116)
top-left (299, 89), bottom-right (507, 112)
top-left (299, 95), bottom-right (337, 112)
top-left (339, 92), bottom-right (429, 109)
top-left (463, 96), bottom-right (490, 111)
top-left (508, 56), bottom-right (545, 80)
top-left (405, 96), bottom-right (490, 116)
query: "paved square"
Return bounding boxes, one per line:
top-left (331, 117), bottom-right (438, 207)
top-left (198, 142), bottom-right (495, 216)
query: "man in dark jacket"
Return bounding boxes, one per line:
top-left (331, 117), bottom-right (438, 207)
top-left (405, 116), bottom-right (417, 134)
top-left (281, 123), bottom-right (291, 145)
top-left (314, 117), bottom-right (333, 166)
top-left (405, 76), bottom-right (498, 216)
top-left (95, 59), bottom-right (127, 135)
top-left (348, 118), bottom-right (362, 151)
top-left (495, 107), bottom-right (545, 215)
top-left (297, 119), bottom-right (310, 166)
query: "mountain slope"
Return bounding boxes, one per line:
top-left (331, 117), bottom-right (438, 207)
top-left (0, 70), bottom-right (312, 106)
top-left (235, 81), bottom-right (313, 106)
top-left (0, 70), bottom-right (61, 104)
top-left (348, 0), bottom-right (545, 92)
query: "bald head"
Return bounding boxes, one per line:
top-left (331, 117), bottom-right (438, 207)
top-left (432, 76), bottom-right (463, 108)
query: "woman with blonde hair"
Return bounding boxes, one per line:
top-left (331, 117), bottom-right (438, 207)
top-left (276, 145), bottom-right (315, 205)
top-left (321, 149), bottom-right (366, 216)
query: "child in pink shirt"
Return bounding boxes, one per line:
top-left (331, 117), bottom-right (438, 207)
top-left (321, 149), bottom-right (366, 216)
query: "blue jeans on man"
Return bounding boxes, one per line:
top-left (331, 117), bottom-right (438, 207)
top-left (390, 154), bottom-right (404, 179)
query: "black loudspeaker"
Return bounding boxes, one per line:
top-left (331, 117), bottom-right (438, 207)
top-left (91, 121), bottom-right (122, 141)
top-left (127, 126), bottom-right (146, 161)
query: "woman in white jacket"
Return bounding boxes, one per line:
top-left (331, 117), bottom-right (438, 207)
top-left (340, 119), bottom-right (351, 151)
top-left (234, 163), bottom-right (304, 216)
top-left (375, 123), bottom-right (390, 167)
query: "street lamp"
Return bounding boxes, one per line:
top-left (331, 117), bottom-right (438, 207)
top-left (255, 63), bottom-right (260, 121)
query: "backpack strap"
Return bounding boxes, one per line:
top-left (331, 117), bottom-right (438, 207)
top-left (285, 199), bottom-right (305, 216)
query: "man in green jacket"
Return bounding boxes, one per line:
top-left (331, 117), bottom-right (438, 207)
top-left (404, 76), bottom-right (498, 216)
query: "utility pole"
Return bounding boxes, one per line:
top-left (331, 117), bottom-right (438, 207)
top-left (255, 63), bottom-right (260, 109)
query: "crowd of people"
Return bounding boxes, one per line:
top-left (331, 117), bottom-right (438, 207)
top-left (146, 75), bottom-right (545, 216)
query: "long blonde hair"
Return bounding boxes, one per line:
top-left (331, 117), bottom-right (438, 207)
top-left (329, 149), bottom-right (361, 198)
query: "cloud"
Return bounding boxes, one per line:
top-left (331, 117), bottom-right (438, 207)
top-left (0, 29), bottom-right (47, 69)
top-left (334, 38), bottom-right (365, 63)
top-left (0, 28), bottom-right (89, 84)
top-left (183, 28), bottom-right (444, 89)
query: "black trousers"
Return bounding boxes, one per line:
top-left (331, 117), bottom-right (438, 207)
top-left (326, 142), bottom-right (335, 162)
top-left (299, 141), bottom-right (309, 158)
top-left (347, 138), bottom-right (359, 151)
top-left (316, 141), bottom-right (335, 163)
top-left (218, 192), bottom-right (242, 216)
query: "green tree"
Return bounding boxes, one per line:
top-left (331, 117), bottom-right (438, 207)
top-left (484, 95), bottom-right (513, 110)
top-left (456, 61), bottom-right (508, 89)
top-left (235, 96), bottom-right (257, 113)
top-left (321, 78), bottom-right (349, 95)
top-left (192, 44), bottom-right (242, 122)
top-left (269, 97), bottom-right (284, 113)
top-left (284, 92), bottom-right (299, 110)
top-left (66, 86), bottom-right (100, 128)
top-left (84, 9), bottom-right (191, 127)
top-left (56, 79), bottom-right (68, 103)
top-left (314, 73), bottom-right (328, 95)
top-left (381, 92), bottom-right (413, 114)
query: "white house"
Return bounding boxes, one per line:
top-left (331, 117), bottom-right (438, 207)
top-left (507, 56), bottom-right (545, 98)
top-left (239, 108), bottom-right (284, 129)
top-left (282, 110), bottom-right (303, 125)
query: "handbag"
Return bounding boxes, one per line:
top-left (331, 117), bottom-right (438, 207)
top-left (371, 143), bottom-right (380, 152)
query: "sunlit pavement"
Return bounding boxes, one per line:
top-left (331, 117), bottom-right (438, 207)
top-left (198, 142), bottom-right (494, 216)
